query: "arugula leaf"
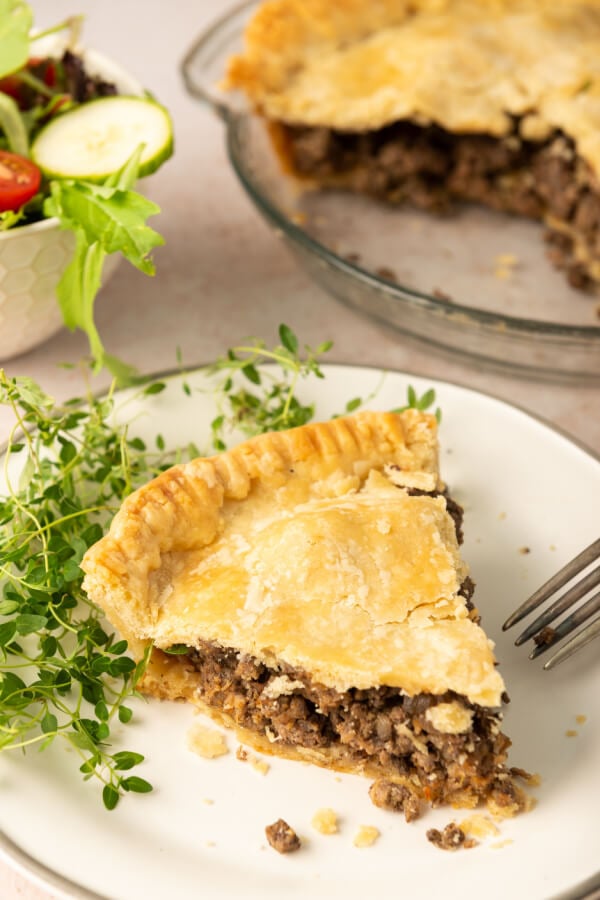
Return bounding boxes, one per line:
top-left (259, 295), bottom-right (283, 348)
top-left (43, 148), bottom-right (164, 380)
top-left (56, 231), bottom-right (105, 360)
top-left (0, 0), bottom-right (32, 80)
top-left (44, 181), bottom-right (163, 275)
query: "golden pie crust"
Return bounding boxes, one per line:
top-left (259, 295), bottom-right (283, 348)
top-left (81, 410), bottom-right (504, 708)
top-left (227, 0), bottom-right (600, 178)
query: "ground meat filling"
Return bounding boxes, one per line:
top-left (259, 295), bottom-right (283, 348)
top-left (265, 818), bottom-right (301, 853)
top-left (277, 119), bottom-right (600, 289)
top-left (426, 822), bottom-right (472, 851)
top-left (181, 641), bottom-right (511, 807)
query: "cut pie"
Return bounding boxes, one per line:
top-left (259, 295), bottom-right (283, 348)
top-left (227, 0), bottom-right (600, 289)
top-left (81, 410), bottom-right (524, 818)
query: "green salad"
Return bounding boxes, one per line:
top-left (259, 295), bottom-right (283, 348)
top-left (0, 0), bottom-right (174, 378)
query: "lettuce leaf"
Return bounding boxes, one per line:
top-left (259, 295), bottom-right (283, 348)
top-left (44, 148), bottom-right (164, 381)
top-left (0, 0), bottom-right (32, 79)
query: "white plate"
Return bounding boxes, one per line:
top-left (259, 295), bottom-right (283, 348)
top-left (1, 365), bottom-right (599, 900)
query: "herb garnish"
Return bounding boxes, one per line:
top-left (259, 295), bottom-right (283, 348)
top-left (0, 371), bottom-right (185, 810)
top-left (207, 324), bottom-right (334, 450)
top-left (393, 385), bottom-right (441, 423)
top-left (0, 328), bottom-right (441, 810)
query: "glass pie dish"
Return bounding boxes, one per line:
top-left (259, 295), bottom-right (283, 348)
top-left (181, 0), bottom-right (600, 383)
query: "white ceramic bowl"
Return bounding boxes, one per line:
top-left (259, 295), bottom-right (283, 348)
top-left (0, 41), bottom-right (146, 361)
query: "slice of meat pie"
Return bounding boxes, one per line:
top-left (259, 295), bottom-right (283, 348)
top-left (82, 410), bottom-right (523, 817)
top-left (227, 0), bottom-right (600, 289)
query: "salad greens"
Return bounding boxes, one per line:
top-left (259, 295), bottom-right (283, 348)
top-left (45, 147), bottom-right (164, 379)
top-left (0, 2), bottom-right (170, 380)
top-left (0, 0), bottom-right (32, 80)
top-left (0, 326), bottom-right (441, 810)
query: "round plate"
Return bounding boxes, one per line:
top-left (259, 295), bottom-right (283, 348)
top-left (1, 365), bottom-right (599, 900)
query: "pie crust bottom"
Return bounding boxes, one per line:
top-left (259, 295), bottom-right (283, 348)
top-left (272, 118), bottom-right (600, 290)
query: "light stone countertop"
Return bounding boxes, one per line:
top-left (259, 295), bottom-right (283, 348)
top-left (1, 1), bottom-right (599, 898)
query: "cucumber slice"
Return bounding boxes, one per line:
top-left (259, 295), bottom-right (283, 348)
top-left (31, 96), bottom-right (173, 180)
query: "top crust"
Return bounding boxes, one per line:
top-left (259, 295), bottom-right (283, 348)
top-left (227, 0), bottom-right (600, 179)
top-left (81, 410), bottom-right (505, 707)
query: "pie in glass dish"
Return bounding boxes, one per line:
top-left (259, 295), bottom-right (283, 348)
top-left (226, 0), bottom-right (600, 289)
top-left (82, 410), bottom-right (525, 819)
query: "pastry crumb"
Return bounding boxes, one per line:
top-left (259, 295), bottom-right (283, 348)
top-left (495, 253), bottom-right (519, 267)
top-left (459, 814), bottom-right (500, 839)
top-left (491, 839), bottom-right (514, 849)
top-left (205, 840), bottom-right (216, 848)
top-left (493, 253), bottom-right (519, 281)
top-left (236, 745), bottom-right (270, 775)
top-left (498, 511), bottom-right (507, 520)
top-left (353, 825), bottom-right (380, 848)
top-left (575, 714), bottom-right (587, 725)
top-left (186, 723), bottom-right (229, 759)
top-left (518, 546), bottom-right (531, 554)
top-left (509, 767), bottom-right (541, 787)
top-left (250, 756), bottom-right (270, 775)
top-left (487, 782), bottom-right (532, 819)
top-left (565, 729), bottom-right (578, 737)
top-left (311, 808), bottom-right (339, 835)
top-left (202, 797), bottom-right (214, 806)
top-left (265, 818), bottom-right (301, 854)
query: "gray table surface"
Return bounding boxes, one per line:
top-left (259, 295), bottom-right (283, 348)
top-left (1, 1), bottom-right (599, 897)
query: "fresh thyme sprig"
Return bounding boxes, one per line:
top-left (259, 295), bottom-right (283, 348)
top-left (205, 326), bottom-right (440, 449)
top-left (393, 385), bottom-right (442, 423)
top-left (206, 324), bottom-right (334, 450)
top-left (0, 370), bottom-right (192, 810)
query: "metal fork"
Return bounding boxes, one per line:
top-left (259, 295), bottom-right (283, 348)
top-left (503, 537), bottom-right (600, 669)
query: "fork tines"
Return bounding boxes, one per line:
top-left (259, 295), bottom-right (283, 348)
top-left (502, 537), bottom-right (600, 669)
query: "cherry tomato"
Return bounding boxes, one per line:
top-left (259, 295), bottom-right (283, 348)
top-left (28, 57), bottom-right (58, 88)
top-left (0, 150), bottom-right (42, 212)
top-left (0, 58), bottom-right (60, 109)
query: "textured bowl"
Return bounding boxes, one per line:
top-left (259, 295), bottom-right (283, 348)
top-left (0, 41), bottom-right (145, 362)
